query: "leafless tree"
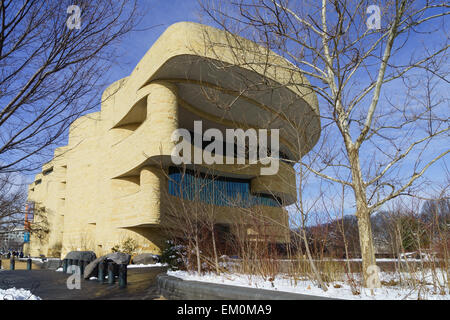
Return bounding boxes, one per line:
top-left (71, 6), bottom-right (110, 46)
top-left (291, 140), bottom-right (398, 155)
top-left (289, 162), bottom-right (329, 290)
top-left (160, 167), bottom-right (208, 274)
top-left (160, 164), bottom-right (289, 277)
top-left (27, 203), bottom-right (49, 241)
top-left (0, 0), bottom-right (144, 174)
top-left (0, 172), bottom-right (26, 232)
top-left (198, 0), bottom-right (449, 287)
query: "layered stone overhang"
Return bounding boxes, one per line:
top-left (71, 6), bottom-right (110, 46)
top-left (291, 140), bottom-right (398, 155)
top-left (26, 22), bottom-right (321, 257)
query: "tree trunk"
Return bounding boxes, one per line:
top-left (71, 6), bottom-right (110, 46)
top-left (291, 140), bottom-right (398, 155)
top-left (195, 234), bottom-right (201, 275)
top-left (355, 204), bottom-right (380, 288)
top-left (301, 227), bottom-right (328, 291)
top-left (211, 225), bottom-right (219, 274)
top-left (349, 147), bottom-right (381, 288)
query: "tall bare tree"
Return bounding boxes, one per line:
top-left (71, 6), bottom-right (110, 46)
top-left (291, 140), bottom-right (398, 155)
top-left (0, 0), bottom-right (143, 174)
top-left (0, 172), bottom-right (26, 232)
top-left (199, 0), bottom-right (449, 287)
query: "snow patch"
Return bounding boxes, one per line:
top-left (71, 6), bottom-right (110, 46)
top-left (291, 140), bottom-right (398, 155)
top-left (128, 263), bottom-right (168, 268)
top-left (168, 270), bottom-right (449, 300)
top-left (0, 288), bottom-right (41, 300)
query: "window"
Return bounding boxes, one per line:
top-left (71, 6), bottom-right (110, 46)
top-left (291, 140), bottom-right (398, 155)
top-left (168, 167), bottom-right (281, 207)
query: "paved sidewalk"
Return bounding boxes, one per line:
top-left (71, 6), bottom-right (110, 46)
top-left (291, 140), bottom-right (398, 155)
top-left (0, 266), bottom-right (167, 300)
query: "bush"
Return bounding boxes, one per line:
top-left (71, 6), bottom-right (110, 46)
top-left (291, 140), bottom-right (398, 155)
top-left (160, 240), bottom-right (185, 271)
top-left (111, 237), bottom-right (138, 255)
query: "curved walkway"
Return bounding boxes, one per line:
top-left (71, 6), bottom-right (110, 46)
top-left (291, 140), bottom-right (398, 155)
top-left (0, 267), bottom-right (167, 300)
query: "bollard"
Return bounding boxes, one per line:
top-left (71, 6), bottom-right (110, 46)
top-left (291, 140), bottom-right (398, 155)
top-left (118, 264), bottom-right (127, 288)
top-left (72, 260), bottom-right (79, 274)
top-left (27, 258), bottom-right (32, 270)
top-left (107, 262), bottom-right (115, 285)
top-left (78, 260), bottom-right (84, 277)
top-left (62, 259), bottom-right (68, 273)
top-left (67, 259), bottom-right (73, 274)
top-left (113, 263), bottom-right (119, 278)
top-left (98, 261), bottom-right (105, 283)
top-left (10, 257), bottom-right (15, 270)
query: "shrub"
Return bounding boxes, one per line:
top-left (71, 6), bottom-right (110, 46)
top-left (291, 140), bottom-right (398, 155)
top-left (161, 240), bottom-right (185, 271)
top-left (111, 237), bottom-right (138, 255)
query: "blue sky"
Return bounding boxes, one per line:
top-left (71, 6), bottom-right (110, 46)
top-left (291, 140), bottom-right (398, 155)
top-left (106, 0), bottom-right (202, 84)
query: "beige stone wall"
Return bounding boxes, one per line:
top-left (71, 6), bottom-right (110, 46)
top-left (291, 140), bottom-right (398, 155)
top-left (26, 22), bottom-right (320, 258)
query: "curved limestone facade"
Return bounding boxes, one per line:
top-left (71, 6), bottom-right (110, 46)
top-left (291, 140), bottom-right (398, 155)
top-left (25, 22), bottom-right (320, 258)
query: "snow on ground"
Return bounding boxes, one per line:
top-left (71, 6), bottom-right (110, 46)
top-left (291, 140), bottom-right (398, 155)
top-left (0, 288), bottom-right (41, 300)
top-left (330, 257), bottom-right (432, 262)
top-left (168, 270), bottom-right (449, 300)
top-left (128, 263), bottom-right (168, 268)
